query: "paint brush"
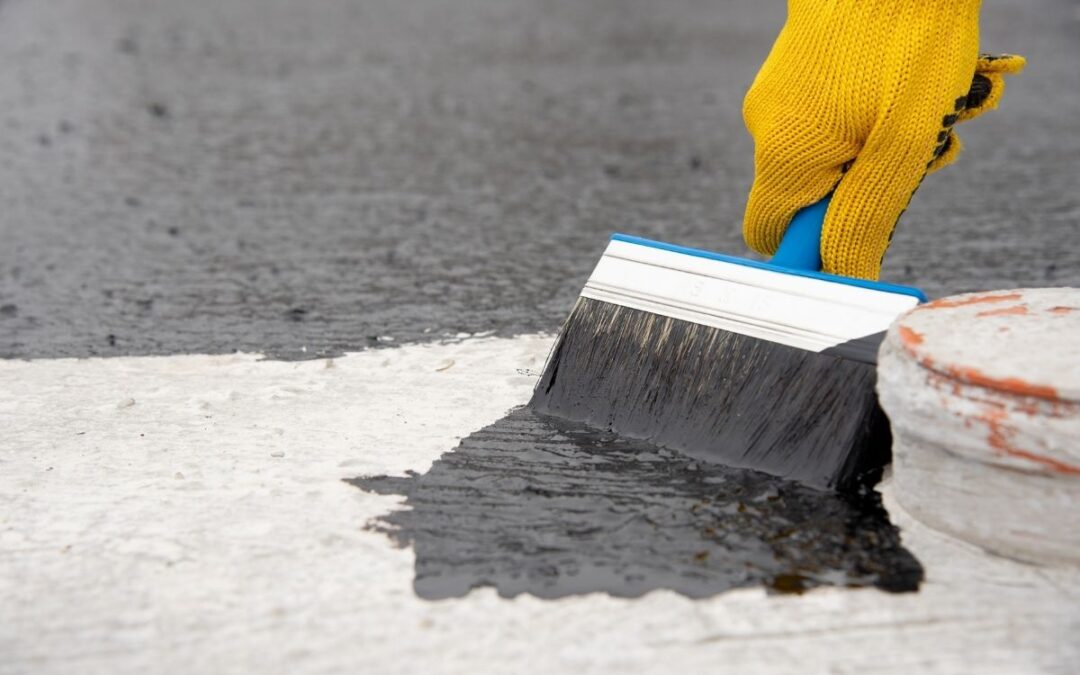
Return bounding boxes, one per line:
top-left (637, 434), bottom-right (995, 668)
top-left (530, 196), bottom-right (927, 491)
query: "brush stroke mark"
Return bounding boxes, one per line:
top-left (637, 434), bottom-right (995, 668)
top-left (349, 407), bottom-right (922, 600)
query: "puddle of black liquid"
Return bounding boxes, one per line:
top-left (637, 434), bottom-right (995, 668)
top-left (348, 407), bottom-right (922, 600)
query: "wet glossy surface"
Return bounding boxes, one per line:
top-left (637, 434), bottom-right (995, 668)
top-left (350, 408), bottom-right (922, 599)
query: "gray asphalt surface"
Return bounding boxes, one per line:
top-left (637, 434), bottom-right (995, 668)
top-left (1, 0), bottom-right (1077, 359)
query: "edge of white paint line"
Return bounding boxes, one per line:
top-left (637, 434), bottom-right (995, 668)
top-left (1, 334), bottom-right (1078, 675)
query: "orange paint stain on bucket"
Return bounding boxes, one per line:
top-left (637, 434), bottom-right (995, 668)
top-left (976, 407), bottom-right (1080, 476)
top-left (898, 326), bottom-right (924, 348)
top-left (976, 304), bottom-right (1028, 318)
top-left (945, 363), bottom-right (1059, 401)
top-left (924, 292), bottom-right (1022, 310)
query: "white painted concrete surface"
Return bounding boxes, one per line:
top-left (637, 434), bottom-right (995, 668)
top-left (3, 336), bottom-right (1079, 674)
top-left (879, 289), bottom-right (1080, 566)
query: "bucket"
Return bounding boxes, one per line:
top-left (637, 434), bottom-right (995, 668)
top-left (877, 288), bottom-right (1080, 565)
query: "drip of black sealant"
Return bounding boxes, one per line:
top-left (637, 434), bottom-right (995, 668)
top-left (349, 407), bottom-right (922, 600)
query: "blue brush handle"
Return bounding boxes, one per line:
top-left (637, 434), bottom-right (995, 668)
top-left (770, 194), bottom-right (832, 271)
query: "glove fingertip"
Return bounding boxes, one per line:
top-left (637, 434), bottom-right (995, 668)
top-left (976, 53), bottom-right (1027, 75)
top-left (742, 190), bottom-right (785, 256)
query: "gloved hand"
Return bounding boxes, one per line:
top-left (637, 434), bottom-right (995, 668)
top-left (742, 0), bottom-right (1025, 280)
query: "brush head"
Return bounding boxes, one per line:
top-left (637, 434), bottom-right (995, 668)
top-left (531, 235), bottom-right (925, 492)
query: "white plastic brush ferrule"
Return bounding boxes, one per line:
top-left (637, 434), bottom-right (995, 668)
top-left (579, 239), bottom-right (921, 364)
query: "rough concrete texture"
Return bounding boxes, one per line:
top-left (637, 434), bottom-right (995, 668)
top-left (3, 337), bottom-right (1079, 675)
top-left (1, 0), bottom-right (1078, 359)
top-left (878, 288), bottom-right (1080, 565)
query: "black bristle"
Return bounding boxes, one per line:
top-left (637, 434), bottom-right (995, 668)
top-left (530, 297), bottom-right (891, 492)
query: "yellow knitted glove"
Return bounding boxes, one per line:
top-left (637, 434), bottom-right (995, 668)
top-left (742, 0), bottom-right (1025, 280)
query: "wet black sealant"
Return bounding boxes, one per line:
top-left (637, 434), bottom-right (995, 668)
top-left (349, 408), bottom-right (922, 600)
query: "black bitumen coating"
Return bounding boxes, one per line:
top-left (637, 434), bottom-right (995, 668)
top-left (1, 0), bottom-right (1077, 359)
top-left (350, 408), bottom-right (923, 600)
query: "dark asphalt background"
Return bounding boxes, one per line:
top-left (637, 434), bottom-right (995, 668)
top-left (1, 0), bottom-right (1076, 359)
